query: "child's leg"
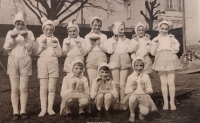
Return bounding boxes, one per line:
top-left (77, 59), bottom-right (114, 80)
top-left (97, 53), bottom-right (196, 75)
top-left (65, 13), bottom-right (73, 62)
top-left (87, 69), bottom-right (97, 88)
top-left (167, 70), bottom-right (176, 110)
top-left (96, 93), bottom-right (104, 110)
top-left (119, 69), bottom-right (129, 103)
top-left (104, 93), bottom-right (113, 111)
top-left (9, 75), bottom-right (20, 115)
top-left (19, 75), bottom-right (29, 114)
top-left (158, 71), bottom-right (169, 110)
top-left (47, 77), bottom-right (57, 115)
top-left (78, 98), bottom-right (89, 113)
top-left (38, 78), bottom-right (48, 117)
top-left (65, 98), bottom-right (74, 114)
top-left (111, 69), bottom-right (120, 102)
top-left (129, 95), bottom-right (137, 122)
top-left (139, 104), bottom-right (149, 120)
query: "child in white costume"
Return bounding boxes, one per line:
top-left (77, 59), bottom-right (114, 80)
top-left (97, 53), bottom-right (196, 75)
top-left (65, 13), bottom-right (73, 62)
top-left (107, 22), bottom-right (134, 109)
top-left (85, 17), bottom-right (108, 87)
top-left (122, 57), bottom-right (157, 122)
top-left (3, 12), bottom-right (35, 120)
top-left (60, 59), bottom-right (89, 119)
top-left (62, 20), bottom-right (87, 74)
top-left (90, 62), bottom-right (118, 119)
top-left (150, 20), bottom-right (182, 110)
top-left (131, 22), bottom-right (152, 74)
top-left (33, 17), bottom-right (62, 117)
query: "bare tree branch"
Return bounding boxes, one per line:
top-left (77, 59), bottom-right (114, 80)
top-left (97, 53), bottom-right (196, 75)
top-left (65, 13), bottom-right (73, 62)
top-left (140, 10), bottom-right (150, 23)
top-left (27, 0), bottom-right (47, 16)
top-left (57, 0), bottom-right (77, 17)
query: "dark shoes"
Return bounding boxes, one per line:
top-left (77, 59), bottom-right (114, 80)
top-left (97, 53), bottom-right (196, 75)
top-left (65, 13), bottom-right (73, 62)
top-left (65, 113), bottom-right (72, 121)
top-left (104, 111), bottom-right (112, 119)
top-left (79, 112), bottom-right (86, 119)
top-left (95, 110), bottom-right (102, 119)
top-left (12, 114), bottom-right (20, 120)
top-left (12, 113), bottom-right (29, 120)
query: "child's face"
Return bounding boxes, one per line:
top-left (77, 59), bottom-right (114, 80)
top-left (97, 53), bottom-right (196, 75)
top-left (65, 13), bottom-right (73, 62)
top-left (91, 20), bottom-right (102, 33)
top-left (134, 60), bottom-right (144, 74)
top-left (72, 64), bottom-right (83, 77)
top-left (43, 24), bottom-right (54, 37)
top-left (137, 26), bottom-right (145, 37)
top-left (118, 25), bottom-right (125, 36)
top-left (159, 24), bottom-right (169, 36)
top-left (15, 20), bottom-right (25, 31)
top-left (67, 27), bottom-right (78, 38)
top-left (98, 69), bottom-right (109, 80)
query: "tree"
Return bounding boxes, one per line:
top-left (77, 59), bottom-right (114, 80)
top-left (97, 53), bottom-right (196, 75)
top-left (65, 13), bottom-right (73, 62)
top-left (140, 0), bottom-right (165, 30)
top-left (19, 0), bottom-right (123, 24)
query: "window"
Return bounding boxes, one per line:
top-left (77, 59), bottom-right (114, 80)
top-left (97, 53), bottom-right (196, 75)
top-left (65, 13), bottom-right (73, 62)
top-left (127, 4), bottom-right (131, 19)
top-left (166, 0), bottom-right (174, 10)
top-left (178, 0), bottom-right (182, 11)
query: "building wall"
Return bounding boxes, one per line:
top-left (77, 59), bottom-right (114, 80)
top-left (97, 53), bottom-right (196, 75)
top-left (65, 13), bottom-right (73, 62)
top-left (184, 0), bottom-right (200, 46)
top-left (124, 0), bottom-right (183, 30)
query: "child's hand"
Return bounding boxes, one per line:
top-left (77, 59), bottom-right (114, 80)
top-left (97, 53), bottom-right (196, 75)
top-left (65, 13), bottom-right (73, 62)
top-left (75, 41), bottom-right (82, 48)
top-left (41, 37), bottom-right (47, 49)
top-left (51, 39), bottom-right (58, 48)
top-left (10, 31), bottom-right (18, 39)
top-left (65, 40), bottom-right (71, 46)
top-left (96, 78), bottom-right (102, 86)
top-left (25, 42), bottom-right (33, 51)
top-left (89, 36), bottom-right (97, 45)
top-left (140, 80), bottom-right (146, 90)
top-left (8, 41), bottom-right (16, 49)
top-left (112, 42), bottom-right (117, 50)
top-left (131, 81), bottom-right (137, 90)
top-left (19, 30), bottom-right (28, 38)
top-left (71, 81), bottom-right (77, 90)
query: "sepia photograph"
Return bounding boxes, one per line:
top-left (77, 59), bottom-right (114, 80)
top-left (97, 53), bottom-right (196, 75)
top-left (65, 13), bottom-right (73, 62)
top-left (0, 0), bottom-right (199, 123)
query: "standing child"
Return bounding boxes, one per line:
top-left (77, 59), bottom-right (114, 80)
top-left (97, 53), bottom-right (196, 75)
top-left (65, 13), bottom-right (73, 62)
top-left (33, 17), bottom-right (62, 117)
top-left (130, 22), bottom-right (152, 74)
top-left (85, 17), bottom-right (108, 87)
top-left (90, 62), bottom-right (118, 119)
top-left (122, 57), bottom-right (157, 122)
top-left (107, 22), bottom-right (134, 110)
top-left (3, 12), bottom-right (35, 120)
top-left (150, 20), bottom-right (182, 110)
top-left (62, 20), bottom-right (87, 74)
top-left (60, 59), bottom-right (89, 120)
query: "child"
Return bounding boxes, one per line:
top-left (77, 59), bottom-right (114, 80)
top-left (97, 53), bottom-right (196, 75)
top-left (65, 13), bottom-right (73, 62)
top-left (60, 59), bottom-right (89, 120)
top-left (122, 57), bottom-right (157, 122)
top-left (62, 20), bottom-right (87, 74)
top-left (130, 22), bottom-right (152, 74)
top-left (85, 17), bottom-right (108, 87)
top-left (107, 22), bottom-right (134, 110)
top-left (33, 17), bottom-right (62, 117)
top-left (3, 12), bottom-right (35, 120)
top-left (150, 20), bottom-right (182, 110)
top-left (90, 62), bottom-right (117, 119)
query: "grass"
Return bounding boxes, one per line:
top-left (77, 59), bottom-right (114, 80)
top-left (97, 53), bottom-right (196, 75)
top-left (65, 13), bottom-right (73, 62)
top-left (0, 57), bottom-right (200, 123)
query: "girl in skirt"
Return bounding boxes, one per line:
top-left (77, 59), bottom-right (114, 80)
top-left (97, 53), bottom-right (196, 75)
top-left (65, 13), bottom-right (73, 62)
top-left (130, 22), bottom-right (152, 74)
top-left (122, 57), bottom-right (157, 122)
top-left (150, 20), bottom-right (182, 110)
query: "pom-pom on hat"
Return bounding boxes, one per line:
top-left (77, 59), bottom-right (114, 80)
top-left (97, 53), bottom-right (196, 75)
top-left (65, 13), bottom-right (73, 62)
top-left (134, 22), bottom-right (145, 35)
top-left (67, 19), bottom-right (80, 33)
top-left (41, 16), bottom-right (59, 31)
top-left (158, 20), bottom-right (172, 30)
top-left (13, 12), bottom-right (25, 25)
top-left (112, 21), bottom-right (124, 35)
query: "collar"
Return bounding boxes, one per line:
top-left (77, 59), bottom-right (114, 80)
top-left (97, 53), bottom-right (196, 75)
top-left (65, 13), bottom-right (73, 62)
top-left (68, 72), bottom-right (83, 79)
top-left (89, 30), bottom-right (102, 34)
top-left (68, 35), bottom-right (80, 40)
top-left (40, 34), bottom-right (54, 38)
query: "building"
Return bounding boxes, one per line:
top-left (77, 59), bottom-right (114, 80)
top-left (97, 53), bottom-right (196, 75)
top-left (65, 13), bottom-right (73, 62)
top-left (123, 0), bottom-right (183, 30)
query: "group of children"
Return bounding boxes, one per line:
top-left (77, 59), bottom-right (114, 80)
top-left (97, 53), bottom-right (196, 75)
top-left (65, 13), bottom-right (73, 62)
top-left (3, 12), bottom-right (182, 122)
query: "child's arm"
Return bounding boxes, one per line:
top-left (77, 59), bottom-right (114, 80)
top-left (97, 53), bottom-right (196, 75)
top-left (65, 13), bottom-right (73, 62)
top-left (109, 81), bottom-right (118, 99)
top-left (144, 34), bottom-right (152, 54)
top-left (83, 77), bottom-right (89, 95)
top-left (107, 38), bottom-right (117, 54)
top-left (97, 35), bottom-right (108, 53)
top-left (77, 38), bottom-right (88, 56)
top-left (125, 76), bottom-right (137, 95)
top-left (130, 38), bottom-right (139, 53)
top-left (170, 35), bottom-right (180, 53)
top-left (32, 37), bottom-right (46, 56)
top-left (3, 31), bottom-right (17, 51)
top-left (85, 35), bottom-right (97, 54)
top-left (62, 38), bottom-right (70, 57)
top-left (90, 78), bottom-right (101, 99)
top-left (24, 31), bottom-right (35, 52)
top-left (60, 76), bottom-right (73, 98)
top-left (144, 75), bottom-right (153, 94)
top-left (52, 38), bottom-right (62, 57)
top-left (150, 36), bottom-right (159, 56)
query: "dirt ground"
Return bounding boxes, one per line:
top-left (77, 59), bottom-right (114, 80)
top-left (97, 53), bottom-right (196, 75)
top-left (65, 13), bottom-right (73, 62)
top-left (0, 61), bottom-right (200, 123)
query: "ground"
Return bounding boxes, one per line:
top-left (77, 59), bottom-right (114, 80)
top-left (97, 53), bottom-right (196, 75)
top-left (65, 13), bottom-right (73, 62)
top-left (0, 58), bottom-right (200, 123)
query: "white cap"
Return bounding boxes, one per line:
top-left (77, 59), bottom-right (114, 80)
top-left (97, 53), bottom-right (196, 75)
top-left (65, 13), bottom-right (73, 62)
top-left (158, 20), bottom-right (172, 30)
top-left (41, 17), bottom-right (59, 31)
top-left (67, 20), bottom-right (80, 33)
top-left (13, 12), bottom-right (25, 25)
top-left (112, 21), bottom-right (123, 35)
top-left (134, 22), bottom-right (145, 35)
